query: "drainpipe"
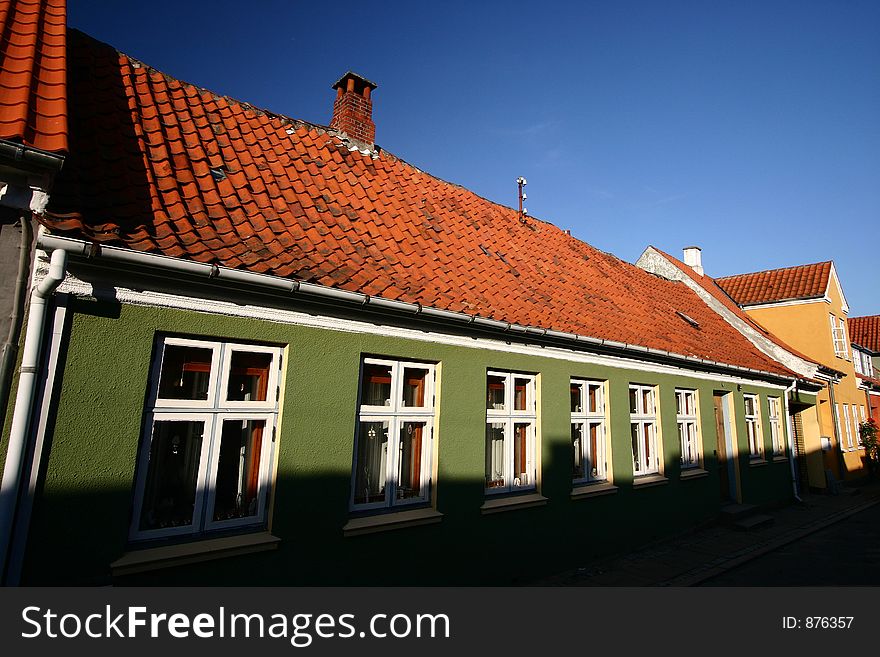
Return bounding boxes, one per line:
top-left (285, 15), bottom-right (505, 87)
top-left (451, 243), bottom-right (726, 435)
top-left (0, 216), bottom-right (33, 429)
top-left (782, 380), bottom-right (801, 501)
top-left (826, 379), bottom-right (847, 484)
top-left (0, 247), bottom-right (67, 582)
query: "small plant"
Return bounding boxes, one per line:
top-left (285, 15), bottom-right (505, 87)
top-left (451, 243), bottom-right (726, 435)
top-left (859, 418), bottom-right (879, 478)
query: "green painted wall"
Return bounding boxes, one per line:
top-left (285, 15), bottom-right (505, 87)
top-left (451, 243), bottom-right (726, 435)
top-left (8, 297), bottom-right (797, 585)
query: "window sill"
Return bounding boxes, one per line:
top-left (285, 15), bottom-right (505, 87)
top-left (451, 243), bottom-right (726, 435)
top-left (481, 492), bottom-right (548, 515)
top-left (111, 532), bottom-right (280, 577)
top-left (571, 481), bottom-right (618, 500)
top-left (343, 507), bottom-right (443, 537)
top-left (632, 474), bottom-right (669, 488)
top-left (749, 458), bottom-right (769, 467)
top-left (772, 455), bottom-right (789, 463)
top-left (680, 467), bottom-right (709, 480)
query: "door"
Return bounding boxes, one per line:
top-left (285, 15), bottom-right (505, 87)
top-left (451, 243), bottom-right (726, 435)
top-left (713, 393), bottom-right (735, 501)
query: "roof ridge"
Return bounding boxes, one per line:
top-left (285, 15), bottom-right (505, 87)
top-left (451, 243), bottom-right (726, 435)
top-left (67, 27), bottom-right (569, 233)
top-left (716, 260), bottom-right (833, 282)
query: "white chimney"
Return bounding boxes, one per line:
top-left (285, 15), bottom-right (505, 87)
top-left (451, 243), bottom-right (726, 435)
top-left (683, 246), bottom-right (703, 276)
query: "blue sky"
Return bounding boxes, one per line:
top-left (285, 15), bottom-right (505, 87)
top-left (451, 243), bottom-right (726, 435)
top-left (69, 1), bottom-right (879, 315)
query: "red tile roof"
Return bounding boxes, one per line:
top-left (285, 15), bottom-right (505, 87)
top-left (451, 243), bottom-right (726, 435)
top-left (850, 316), bottom-right (880, 352)
top-left (40, 30), bottom-right (798, 378)
top-left (716, 262), bottom-right (832, 307)
top-left (0, 0), bottom-right (67, 153)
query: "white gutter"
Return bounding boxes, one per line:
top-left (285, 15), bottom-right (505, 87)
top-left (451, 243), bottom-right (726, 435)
top-left (782, 380), bottom-right (802, 502)
top-left (0, 248), bottom-right (67, 582)
top-left (36, 233), bottom-right (809, 388)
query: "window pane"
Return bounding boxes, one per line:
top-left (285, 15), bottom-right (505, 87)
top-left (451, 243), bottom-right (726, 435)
top-left (213, 419), bottom-right (266, 521)
top-left (676, 392), bottom-right (684, 416)
top-left (158, 345), bottom-right (212, 400)
top-left (642, 423), bottom-right (654, 470)
top-left (588, 384), bottom-right (599, 414)
top-left (514, 378), bottom-right (529, 411)
top-left (397, 422), bottom-right (427, 500)
top-left (744, 396), bottom-right (755, 416)
top-left (226, 351), bottom-right (272, 402)
top-left (513, 423), bottom-right (531, 486)
top-left (589, 422), bottom-right (601, 478)
top-left (485, 423), bottom-right (506, 488)
top-left (571, 383), bottom-right (583, 413)
top-left (139, 420), bottom-right (204, 531)
top-left (361, 364), bottom-right (392, 407)
top-left (642, 388), bottom-right (653, 415)
top-left (631, 423), bottom-right (641, 472)
top-left (487, 375), bottom-right (506, 410)
top-left (571, 423), bottom-right (584, 479)
top-left (354, 421), bottom-right (389, 504)
top-left (402, 368), bottom-right (429, 407)
top-left (629, 388), bottom-right (639, 414)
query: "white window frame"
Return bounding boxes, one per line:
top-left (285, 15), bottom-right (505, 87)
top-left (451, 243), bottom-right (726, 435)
top-left (131, 337), bottom-right (283, 542)
top-left (768, 396), bottom-right (784, 457)
top-left (858, 406), bottom-right (867, 446)
top-left (571, 379), bottom-right (607, 483)
top-left (485, 371), bottom-right (537, 495)
top-left (842, 404), bottom-right (854, 450)
top-left (350, 358), bottom-right (436, 511)
top-left (630, 384), bottom-right (660, 477)
top-left (853, 348), bottom-right (863, 375)
top-left (744, 393), bottom-right (764, 460)
top-left (830, 314), bottom-right (849, 359)
top-left (676, 389), bottom-right (701, 469)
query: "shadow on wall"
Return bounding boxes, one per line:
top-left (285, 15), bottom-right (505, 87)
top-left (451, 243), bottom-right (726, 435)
top-left (17, 438), bottom-right (732, 587)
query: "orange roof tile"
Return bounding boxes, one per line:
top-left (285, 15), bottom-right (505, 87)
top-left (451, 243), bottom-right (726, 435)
top-left (716, 262), bottom-right (832, 307)
top-left (849, 315), bottom-right (880, 353)
top-left (41, 30), bottom-right (799, 378)
top-left (0, 0), bottom-right (67, 153)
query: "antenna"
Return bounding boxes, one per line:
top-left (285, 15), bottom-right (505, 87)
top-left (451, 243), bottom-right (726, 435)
top-left (517, 176), bottom-right (528, 223)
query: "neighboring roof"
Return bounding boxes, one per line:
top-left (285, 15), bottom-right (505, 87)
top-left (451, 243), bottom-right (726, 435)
top-left (39, 30), bottom-right (798, 378)
top-left (645, 247), bottom-right (823, 364)
top-left (715, 262), bottom-right (832, 307)
top-left (0, 0), bottom-right (67, 153)
top-left (850, 316), bottom-right (880, 353)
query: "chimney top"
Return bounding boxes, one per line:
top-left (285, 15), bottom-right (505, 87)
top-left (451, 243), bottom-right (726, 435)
top-left (332, 71), bottom-right (378, 93)
top-left (682, 246), bottom-right (704, 276)
top-left (330, 71), bottom-right (378, 148)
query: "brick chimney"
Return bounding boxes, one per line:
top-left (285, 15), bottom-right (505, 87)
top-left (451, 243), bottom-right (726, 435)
top-left (330, 71), bottom-right (377, 147)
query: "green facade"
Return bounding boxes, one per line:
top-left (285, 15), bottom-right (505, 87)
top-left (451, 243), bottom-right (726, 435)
top-left (3, 294), bottom-right (798, 585)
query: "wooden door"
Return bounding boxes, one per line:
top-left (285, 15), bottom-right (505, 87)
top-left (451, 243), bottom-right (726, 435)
top-left (713, 393), bottom-right (731, 501)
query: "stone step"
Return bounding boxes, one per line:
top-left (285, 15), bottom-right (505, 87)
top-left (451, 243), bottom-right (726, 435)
top-left (733, 514), bottom-right (775, 531)
top-left (720, 503), bottom-right (758, 521)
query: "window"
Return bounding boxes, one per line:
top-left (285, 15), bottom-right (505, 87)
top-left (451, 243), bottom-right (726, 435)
top-left (858, 406), bottom-right (867, 446)
top-left (842, 404), bottom-right (854, 450)
top-left (629, 384), bottom-right (659, 476)
top-left (676, 389), bottom-right (700, 469)
top-left (571, 379), bottom-right (607, 483)
top-left (743, 394), bottom-right (763, 460)
top-left (768, 397), bottom-right (784, 456)
top-left (830, 315), bottom-right (849, 359)
top-left (351, 358), bottom-right (436, 511)
top-left (853, 349), bottom-right (863, 375)
top-left (131, 337), bottom-right (283, 541)
top-left (485, 371), bottom-right (537, 494)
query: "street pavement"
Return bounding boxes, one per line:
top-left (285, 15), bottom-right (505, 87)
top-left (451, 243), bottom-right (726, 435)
top-left (699, 501), bottom-right (880, 586)
top-left (536, 481), bottom-right (880, 586)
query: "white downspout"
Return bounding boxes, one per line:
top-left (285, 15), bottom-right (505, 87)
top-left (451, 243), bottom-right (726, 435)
top-left (0, 248), bottom-right (67, 581)
top-left (783, 380), bottom-right (802, 502)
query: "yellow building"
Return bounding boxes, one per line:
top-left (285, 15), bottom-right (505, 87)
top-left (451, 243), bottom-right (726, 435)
top-left (716, 262), bottom-right (870, 486)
